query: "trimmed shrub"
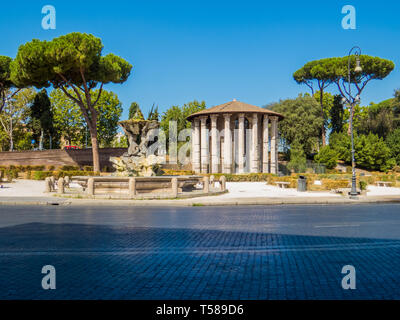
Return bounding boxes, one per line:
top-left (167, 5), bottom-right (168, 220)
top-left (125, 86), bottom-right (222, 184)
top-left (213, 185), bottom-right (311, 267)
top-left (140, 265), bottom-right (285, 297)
top-left (163, 169), bottom-right (195, 176)
top-left (28, 170), bottom-right (99, 180)
top-left (0, 169), bottom-right (19, 182)
top-left (314, 146), bottom-right (338, 169)
top-left (59, 165), bottom-right (80, 171)
top-left (287, 140), bottom-right (307, 173)
top-left (53, 171), bottom-right (99, 179)
top-left (32, 171), bottom-right (53, 180)
top-left (32, 165), bottom-right (45, 171)
top-left (205, 173), bottom-right (275, 182)
top-left (359, 180), bottom-right (368, 191)
top-left (321, 179), bottom-right (349, 190)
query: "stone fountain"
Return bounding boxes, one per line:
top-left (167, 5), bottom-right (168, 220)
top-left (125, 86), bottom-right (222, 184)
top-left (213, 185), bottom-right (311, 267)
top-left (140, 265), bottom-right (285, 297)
top-left (49, 119), bottom-right (226, 199)
top-left (110, 119), bottom-right (165, 177)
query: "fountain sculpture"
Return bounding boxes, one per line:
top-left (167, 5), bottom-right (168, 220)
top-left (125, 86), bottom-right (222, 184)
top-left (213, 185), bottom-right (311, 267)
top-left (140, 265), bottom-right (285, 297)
top-left (110, 119), bottom-right (165, 177)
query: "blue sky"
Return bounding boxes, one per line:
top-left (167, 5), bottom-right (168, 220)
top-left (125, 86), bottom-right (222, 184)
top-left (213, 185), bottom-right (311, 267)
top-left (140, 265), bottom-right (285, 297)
top-left (1, 0), bottom-right (399, 119)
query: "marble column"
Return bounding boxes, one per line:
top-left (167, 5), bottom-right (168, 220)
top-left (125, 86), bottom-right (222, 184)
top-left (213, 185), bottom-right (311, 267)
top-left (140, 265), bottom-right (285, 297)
top-left (200, 116), bottom-right (209, 173)
top-left (210, 114), bottom-right (219, 173)
top-left (251, 114), bottom-right (259, 173)
top-left (191, 121), bottom-right (194, 163)
top-left (238, 113), bottom-right (245, 174)
top-left (223, 114), bottom-right (232, 173)
top-left (193, 118), bottom-right (201, 173)
top-left (262, 115), bottom-right (269, 173)
top-left (270, 116), bottom-right (278, 174)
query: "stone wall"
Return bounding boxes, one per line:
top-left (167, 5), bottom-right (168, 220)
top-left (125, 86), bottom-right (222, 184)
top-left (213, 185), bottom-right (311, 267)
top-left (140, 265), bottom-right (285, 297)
top-left (0, 148), bottom-right (194, 171)
top-left (0, 148), bottom-right (127, 169)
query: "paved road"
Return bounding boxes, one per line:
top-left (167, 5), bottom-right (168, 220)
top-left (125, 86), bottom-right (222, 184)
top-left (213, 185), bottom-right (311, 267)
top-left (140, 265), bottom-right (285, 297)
top-left (0, 204), bottom-right (400, 299)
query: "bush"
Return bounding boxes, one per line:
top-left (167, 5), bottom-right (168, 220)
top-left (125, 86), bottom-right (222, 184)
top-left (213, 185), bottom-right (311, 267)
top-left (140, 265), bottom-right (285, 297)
top-left (27, 170), bottom-right (99, 180)
top-left (59, 165), bottom-right (80, 171)
top-left (359, 180), bottom-right (368, 191)
top-left (32, 171), bottom-right (53, 180)
top-left (7, 165), bottom-right (46, 172)
top-left (205, 173), bottom-right (275, 182)
top-left (321, 179), bottom-right (349, 190)
top-left (314, 146), bottom-right (338, 169)
top-left (53, 171), bottom-right (98, 179)
top-left (330, 131), bottom-right (395, 172)
top-left (163, 169), bottom-right (194, 176)
top-left (0, 169), bottom-right (18, 182)
top-left (31, 165), bottom-right (45, 171)
top-left (356, 133), bottom-right (395, 172)
top-left (386, 128), bottom-right (400, 165)
top-left (287, 140), bottom-right (307, 173)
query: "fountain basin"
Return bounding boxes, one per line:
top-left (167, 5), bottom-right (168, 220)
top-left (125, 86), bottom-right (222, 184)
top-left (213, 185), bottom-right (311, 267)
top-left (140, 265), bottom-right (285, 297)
top-left (72, 175), bottom-right (202, 194)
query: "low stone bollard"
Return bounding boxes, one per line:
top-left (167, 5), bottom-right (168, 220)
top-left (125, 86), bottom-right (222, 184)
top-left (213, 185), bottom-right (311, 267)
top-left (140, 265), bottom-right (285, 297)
top-left (210, 175), bottom-right (215, 188)
top-left (57, 177), bottom-right (65, 194)
top-left (129, 177), bottom-right (136, 197)
top-left (45, 177), bottom-right (52, 193)
top-left (50, 176), bottom-right (56, 190)
top-left (87, 178), bottom-right (95, 196)
top-left (64, 176), bottom-right (70, 188)
top-left (220, 176), bottom-right (226, 191)
top-left (203, 176), bottom-right (209, 193)
top-left (171, 178), bottom-right (178, 198)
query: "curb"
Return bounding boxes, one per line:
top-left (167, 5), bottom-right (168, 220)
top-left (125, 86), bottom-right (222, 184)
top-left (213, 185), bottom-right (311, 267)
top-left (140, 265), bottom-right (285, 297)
top-left (1, 196), bottom-right (400, 207)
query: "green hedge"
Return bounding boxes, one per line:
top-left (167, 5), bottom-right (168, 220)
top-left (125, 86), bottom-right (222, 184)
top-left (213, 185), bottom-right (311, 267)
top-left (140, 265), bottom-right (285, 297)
top-left (0, 165), bottom-right (111, 173)
top-left (29, 170), bottom-right (99, 180)
top-left (59, 165), bottom-right (80, 171)
top-left (0, 165), bottom-right (45, 172)
top-left (32, 171), bottom-right (54, 180)
top-left (0, 168), bottom-right (19, 182)
top-left (205, 173), bottom-right (275, 182)
top-left (54, 171), bottom-right (99, 179)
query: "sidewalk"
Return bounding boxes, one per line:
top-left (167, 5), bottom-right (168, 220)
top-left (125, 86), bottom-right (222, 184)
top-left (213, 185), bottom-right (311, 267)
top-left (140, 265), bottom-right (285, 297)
top-left (1, 179), bottom-right (400, 207)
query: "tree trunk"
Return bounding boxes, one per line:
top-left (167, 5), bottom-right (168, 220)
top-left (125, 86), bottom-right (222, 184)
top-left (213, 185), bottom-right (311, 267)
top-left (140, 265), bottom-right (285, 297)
top-left (9, 133), bottom-right (13, 152)
top-left (89, 127), bottom-right (100, 172)
top-left (319, 91), bottom-right (326, 147)
top-left (321, 126), bottom-right (326, 147)
top-left (39, 129), bottom-right (44, 150)
top-left (57, 82), bottom-right (101, 172)
top-left (9, 112), bottom-right (13, 152)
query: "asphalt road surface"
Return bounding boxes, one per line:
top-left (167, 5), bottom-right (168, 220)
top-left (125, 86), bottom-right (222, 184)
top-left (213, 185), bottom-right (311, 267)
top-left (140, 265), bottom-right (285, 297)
top-left (0, 204), bottom-right (399, 299)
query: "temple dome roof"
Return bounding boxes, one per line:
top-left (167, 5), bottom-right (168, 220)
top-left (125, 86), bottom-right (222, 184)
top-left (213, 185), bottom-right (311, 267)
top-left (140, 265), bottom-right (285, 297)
top-left (187, 99), bottom-right (284, 121)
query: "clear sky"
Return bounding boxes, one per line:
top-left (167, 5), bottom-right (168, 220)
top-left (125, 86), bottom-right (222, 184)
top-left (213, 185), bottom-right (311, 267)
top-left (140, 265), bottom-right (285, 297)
top-left (1, 0), bottom-right (399, 119)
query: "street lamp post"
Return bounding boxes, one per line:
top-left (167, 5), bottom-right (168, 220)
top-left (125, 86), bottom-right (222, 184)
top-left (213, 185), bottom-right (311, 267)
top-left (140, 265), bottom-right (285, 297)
top-left (346, 46), bottom-right (362, 199)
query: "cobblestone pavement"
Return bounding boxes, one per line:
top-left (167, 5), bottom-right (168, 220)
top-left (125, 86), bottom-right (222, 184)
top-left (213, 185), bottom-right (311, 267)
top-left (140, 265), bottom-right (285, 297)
top-left (0, 204), bottom-right (400, 299)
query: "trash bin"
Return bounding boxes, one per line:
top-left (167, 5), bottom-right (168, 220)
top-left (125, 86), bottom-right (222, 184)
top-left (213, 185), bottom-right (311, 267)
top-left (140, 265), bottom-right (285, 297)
top-left (297, 176), bottom-right (307, 192)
